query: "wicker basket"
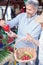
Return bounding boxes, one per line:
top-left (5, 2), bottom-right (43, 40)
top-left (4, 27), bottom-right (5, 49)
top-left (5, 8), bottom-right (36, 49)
top-left (14, 38), bottom-right (37, 63)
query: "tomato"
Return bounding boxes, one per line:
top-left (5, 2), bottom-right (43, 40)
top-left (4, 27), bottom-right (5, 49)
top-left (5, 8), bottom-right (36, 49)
top-left (7, 37), bottom-right (14, 43)
top-left (22, 56), bottom-right (26, 60)
top-left (3, 25), bottom-right (10, 32)
top-left (22, 55), bottom-right (30, 60)
top-left (6, 46), bottom-right (14, 52)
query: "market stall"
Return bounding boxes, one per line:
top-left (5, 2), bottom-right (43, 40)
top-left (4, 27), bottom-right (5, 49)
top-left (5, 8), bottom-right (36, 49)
top-left (0, 26), bottom-right (15, 65)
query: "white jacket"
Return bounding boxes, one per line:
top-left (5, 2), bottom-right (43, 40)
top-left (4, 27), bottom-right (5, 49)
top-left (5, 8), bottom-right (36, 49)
top-left (39, 30), bottom-right (43, 64)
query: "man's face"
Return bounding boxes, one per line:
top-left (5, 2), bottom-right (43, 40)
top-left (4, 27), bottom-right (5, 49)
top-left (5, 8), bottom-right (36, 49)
top-left (26, 4), bottom-right (37, 17)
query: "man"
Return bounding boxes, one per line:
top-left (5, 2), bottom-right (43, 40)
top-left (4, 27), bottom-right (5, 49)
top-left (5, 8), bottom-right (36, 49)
top-left (35, 12), bottom-right (43, 65)
top-left (0, 0), bottom-right (42, 65)
top-left (25, 12), bottom-right (43, 65)
top-left (0, 0), bottom-right (41, 48)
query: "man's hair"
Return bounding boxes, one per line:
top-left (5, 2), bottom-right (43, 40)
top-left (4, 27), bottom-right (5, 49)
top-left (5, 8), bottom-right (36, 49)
top-left (24, 0), bottom-right (39, 9)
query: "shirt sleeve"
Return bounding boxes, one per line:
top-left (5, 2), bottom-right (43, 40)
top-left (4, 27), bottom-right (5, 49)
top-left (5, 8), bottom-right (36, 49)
top-left (5, 14), bottom-right (21, 28)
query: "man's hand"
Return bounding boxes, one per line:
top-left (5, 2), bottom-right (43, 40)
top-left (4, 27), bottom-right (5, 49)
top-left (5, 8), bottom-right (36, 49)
top-left (23, 33), bottom-right (39, 46)
top-left (23, 34), bottom-right (32, 42)
top-left (0, 20), bottom-right (5, 27)
top-left (5, 30), bottom-right (18, 38)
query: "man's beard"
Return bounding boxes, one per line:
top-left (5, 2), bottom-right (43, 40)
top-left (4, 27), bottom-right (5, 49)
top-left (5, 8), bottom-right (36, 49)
top-left (27, 12), bottom-right (36, 18)
top-left (27, 13), bottom-right (33, 18)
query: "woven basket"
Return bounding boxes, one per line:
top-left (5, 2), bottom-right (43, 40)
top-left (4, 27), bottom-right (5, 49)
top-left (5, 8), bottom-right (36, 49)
top-left (14, 38), bottom-right (37, 63)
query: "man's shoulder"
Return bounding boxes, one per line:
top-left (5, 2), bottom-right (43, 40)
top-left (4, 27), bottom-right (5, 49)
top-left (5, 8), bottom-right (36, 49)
top-left (17, 12), bottom-right (26, 17)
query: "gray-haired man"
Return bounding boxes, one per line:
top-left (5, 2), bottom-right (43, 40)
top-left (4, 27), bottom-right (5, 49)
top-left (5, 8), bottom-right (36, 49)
top-left (0, 0), bottom-right (41, 65)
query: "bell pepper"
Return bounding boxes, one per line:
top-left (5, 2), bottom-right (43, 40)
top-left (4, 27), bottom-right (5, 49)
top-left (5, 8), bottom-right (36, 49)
top-left (3, 25), bottom-right (10, 32)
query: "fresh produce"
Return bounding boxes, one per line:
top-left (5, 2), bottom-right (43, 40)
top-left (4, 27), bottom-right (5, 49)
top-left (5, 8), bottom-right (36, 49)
top-left (0, 50), bottom-right (10, 62)
top-left (22, 55), bottom-right (31, 60)
top-left (0, 50), bottom-right (10, 57)
top-left (1, 28), bottom-right (5, 34)
top-left (3, 25), bottom-right (10, 32)
top-left (24, 51), bottom-right (33, 58)
top-left (18, 51), bottom-right (33, 60)
top-left (6, 46), bottom-right (14, 52)
top-left (7, 37), bottom-right (14, 43)
top-left (0, 54), bottom-right (4, 62)
top-left (2, 33), bottom-right (8, 45)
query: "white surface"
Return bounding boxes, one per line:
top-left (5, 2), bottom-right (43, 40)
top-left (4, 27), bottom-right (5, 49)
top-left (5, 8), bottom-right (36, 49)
top-left (39, 30), bottom-right (43, 64)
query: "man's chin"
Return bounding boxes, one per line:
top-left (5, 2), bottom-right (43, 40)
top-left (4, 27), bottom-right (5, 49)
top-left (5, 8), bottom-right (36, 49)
top-left (27, 13), bottom-right (35, 18)
top-left (27, 14), bottom-right (33, 18)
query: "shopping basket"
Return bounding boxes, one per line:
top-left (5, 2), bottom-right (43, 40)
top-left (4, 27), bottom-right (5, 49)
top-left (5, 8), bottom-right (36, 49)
top-left (14, 38), bottom-right (37, 63)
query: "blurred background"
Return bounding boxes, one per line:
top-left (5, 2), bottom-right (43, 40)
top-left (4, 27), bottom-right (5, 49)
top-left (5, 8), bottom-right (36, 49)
top-left (0, 0), bottom-right (43, 20)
